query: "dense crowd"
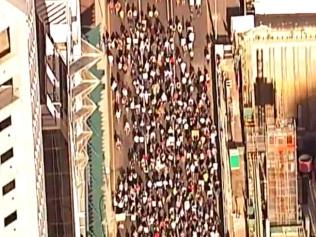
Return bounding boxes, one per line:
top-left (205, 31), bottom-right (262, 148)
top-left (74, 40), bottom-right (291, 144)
top-left (105, 2), bottom-right (221, 236)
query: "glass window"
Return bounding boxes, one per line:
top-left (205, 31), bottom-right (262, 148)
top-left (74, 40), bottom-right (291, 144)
top-left (4, 211), bottom-right (17, 227)
top-left (0, 116), bottom-right (11, 132)
top-left (0, 148), bottom-right (13, 164)
top-left (2, 78), bottom-right (12, 86)
top-left (0, 28), bottom-right (10, 58)
top-left (287, 135), bottom-right (293, 145)
top-left (2, 180), bottom-right (15, 195)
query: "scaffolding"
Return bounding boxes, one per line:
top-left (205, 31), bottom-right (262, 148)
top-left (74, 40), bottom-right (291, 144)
top-left (244, 103), bottom-right (265, 237)
top-left (238, 22), bottom-right (305, 237)
top-left (266, 119), bottom-right (298, 226)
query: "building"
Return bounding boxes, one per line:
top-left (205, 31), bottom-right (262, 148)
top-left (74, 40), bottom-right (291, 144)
top-left (214, 44), bottom-right (247, 237)
top-left (0, 0), bottom-right (48, 236)
top-left (232, 3), bottom-right (316, 236)
top-left (35, 0), bottom-right (102, 236)
top-left (253, 0), bottom-right (316, 15)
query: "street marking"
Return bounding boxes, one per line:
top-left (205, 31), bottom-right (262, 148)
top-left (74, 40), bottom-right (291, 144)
top-left (138, 0), bottom-right (141, 19)
top-left (206, 0), bottom-right (211, 35)
top-left (170, 0), bottom-right (174, 20)
top-left (107, 3), bottom-right (111, 32)
top-left (166, 0), bottom-right (170, 22)
top-left (309, 209), bottom-right (316, 235)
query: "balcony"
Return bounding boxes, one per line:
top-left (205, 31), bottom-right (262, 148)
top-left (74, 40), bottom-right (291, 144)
top-left (42, 106), bottom-right (60, 130)
top-left (69, 56), bottom-right (98, 76)
top-left (72, 82), bottom-right (95, 97)
top-left (74, 98), bottom-right (96, 121)
top-left (46, 55), bottom-right (61, 82)
top-left (46, 63), bottom-right (60, 89)
top-left (41, 95), bottom-right (61, 130)
top-left (46, 75), bottom-right (60, 103)
top-left (75, 122), bottom-right (92, 152)
top-left (0, 86), bottom-right (17, 110)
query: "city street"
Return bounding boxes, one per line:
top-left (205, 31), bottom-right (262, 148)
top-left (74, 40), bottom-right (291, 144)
top-left (107, 0), bottom-right (213, 176)
top-left (102, 0), bottom-right (241, 236)
top-left (104, 0), bottom-right (221, 236)
top-left (104, 0), bottom-right (241, 190)
top-left (106, 0), bottom-right (212, 191)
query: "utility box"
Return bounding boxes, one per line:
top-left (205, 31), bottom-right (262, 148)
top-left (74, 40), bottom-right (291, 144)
top-left (230, 148), bottom-right (240, 170)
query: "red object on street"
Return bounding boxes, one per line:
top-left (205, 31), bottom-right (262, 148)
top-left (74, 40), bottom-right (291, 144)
top-left (170, 56), bottom-right (175, 65)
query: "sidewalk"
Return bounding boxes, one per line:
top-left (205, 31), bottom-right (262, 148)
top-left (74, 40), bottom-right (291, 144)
top-left (95, 1), bottom-right (117, 236)
top-left (220, 56), bottom-right (246, 237)
top-left (99, 55), bottom-right (117, 237)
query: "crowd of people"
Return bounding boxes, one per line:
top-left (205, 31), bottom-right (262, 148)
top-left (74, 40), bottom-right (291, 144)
top-left (105, 1), bottom-right (221, 236)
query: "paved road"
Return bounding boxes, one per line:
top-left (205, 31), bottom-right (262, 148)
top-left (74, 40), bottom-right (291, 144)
top-left (105, 0), bottom-right (240, 187)
top-left (107, 0), bottom-right (213, 193)
top-left (103, 0), bottom-right (243, 236)
top-left (104, 0), bottom-right (217, 234)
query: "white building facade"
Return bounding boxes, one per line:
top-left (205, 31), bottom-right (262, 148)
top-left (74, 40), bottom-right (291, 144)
top-left (254, 0), bottom-right (316, 14)
top-left (0, 0), bottom-right (48, 237)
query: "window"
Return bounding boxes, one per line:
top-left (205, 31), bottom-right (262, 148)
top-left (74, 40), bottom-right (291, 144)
top-left (287, 135), bottom-right (293, 145)
top-left (0, 116), bottom-right (11, 132)
top-left (2, 180), bottom-right (15, 195)
top-left (2, 78), bottom-right (12, 86)
top-left (4, 211), bottom-right (17, 227)
top-left (0, 148), bottom-right (13, 164)
top-left (0, 28), bottom-right (10, 58)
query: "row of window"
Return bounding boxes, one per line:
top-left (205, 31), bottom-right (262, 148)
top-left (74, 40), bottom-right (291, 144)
top-left (0, 116), bottom-right (13, 165)
top-left (1, 116), bottom-right (16, 177)
top-left (0, 113), bottom-right (15, 227)
top-left (1, 146), bottom-right (16, 227)
top-left (1, 26), bottom-right (21, 230)
top-left (1, 159), bottom-right (17, 227)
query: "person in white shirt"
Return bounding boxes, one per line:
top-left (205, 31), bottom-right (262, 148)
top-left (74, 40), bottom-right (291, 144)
top-left (108, 54), bottom-right (114, 66)
top-left (115, 107), bottom-right (121, 121)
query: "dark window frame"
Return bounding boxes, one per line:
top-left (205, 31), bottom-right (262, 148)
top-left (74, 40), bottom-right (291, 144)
top-left (4, 211), bottom-right (17, 227)
top-left (0, 148), bottom-right (13, 164)
top-left (0, 28), bottom-right (10, 58)
top-left (2, 179), bottom-right (15, 195)
top-left (2, 78), bottom-right (13, 86)
top-left (0, 116), bottom-right (11, 132)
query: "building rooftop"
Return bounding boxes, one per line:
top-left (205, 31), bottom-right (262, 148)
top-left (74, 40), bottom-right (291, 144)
top-left (255, 14), bottom-right (316, 29)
